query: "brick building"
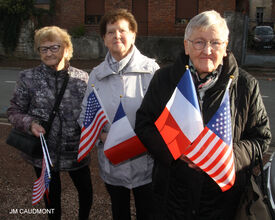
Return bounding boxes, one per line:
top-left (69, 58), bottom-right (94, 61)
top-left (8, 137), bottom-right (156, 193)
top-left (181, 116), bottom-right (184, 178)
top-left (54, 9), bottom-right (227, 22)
top-left (37, 0), bottom-right (244, 36)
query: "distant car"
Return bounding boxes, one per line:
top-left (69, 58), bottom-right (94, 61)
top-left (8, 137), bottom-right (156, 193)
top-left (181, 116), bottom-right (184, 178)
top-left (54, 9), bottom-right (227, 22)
top-left (253, 26), bottom-right (275, 49)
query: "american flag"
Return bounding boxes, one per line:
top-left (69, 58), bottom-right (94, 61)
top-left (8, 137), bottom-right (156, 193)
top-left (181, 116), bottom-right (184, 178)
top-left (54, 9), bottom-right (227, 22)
top-left (32, 158), bottom-right (51, 205)
top-left (184, 87), bottom-right (235, 191)
top-left (78, 89), bottom-right (108, 162)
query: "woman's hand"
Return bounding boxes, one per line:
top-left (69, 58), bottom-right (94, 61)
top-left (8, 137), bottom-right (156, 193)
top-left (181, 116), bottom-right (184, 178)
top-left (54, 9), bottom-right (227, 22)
top-left (179, 154), bottom-right (202, 172)
top-left (100, 132), bottom-right (108, 144)
top-left (31, 122), bottom-right (46, 137)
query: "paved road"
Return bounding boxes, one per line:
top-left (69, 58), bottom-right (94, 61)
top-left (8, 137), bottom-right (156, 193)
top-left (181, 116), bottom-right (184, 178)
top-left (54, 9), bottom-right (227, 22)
top-left (0, 68), bottom-right (18, 117)
top-left (244, 54), bottom-right (275, 67)
top-left (0, 67), bottom-right (274, 149)
top-left (260, 79), bottom-right (275, 148)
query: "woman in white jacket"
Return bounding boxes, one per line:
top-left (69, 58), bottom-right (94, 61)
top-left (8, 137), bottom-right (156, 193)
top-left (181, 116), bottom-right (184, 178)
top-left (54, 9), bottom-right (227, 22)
top-left (79, 9), bottom-right (159, 220)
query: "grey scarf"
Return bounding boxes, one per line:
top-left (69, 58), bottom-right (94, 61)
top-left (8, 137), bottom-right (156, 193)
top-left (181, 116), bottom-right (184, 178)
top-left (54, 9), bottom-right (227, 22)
top-left (189, 60), bottom-right (222, 98)
top-left (106, 46), bottom-right (135, 74)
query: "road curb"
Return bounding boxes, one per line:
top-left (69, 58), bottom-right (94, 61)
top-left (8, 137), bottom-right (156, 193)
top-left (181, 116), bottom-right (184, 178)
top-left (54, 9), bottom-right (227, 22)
top-left (0, 117), bottom-right (9, 123)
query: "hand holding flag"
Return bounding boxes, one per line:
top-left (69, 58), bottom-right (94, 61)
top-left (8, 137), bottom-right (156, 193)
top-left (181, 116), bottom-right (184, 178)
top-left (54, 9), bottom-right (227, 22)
top-left (155, 66), bottom-right (235, 191)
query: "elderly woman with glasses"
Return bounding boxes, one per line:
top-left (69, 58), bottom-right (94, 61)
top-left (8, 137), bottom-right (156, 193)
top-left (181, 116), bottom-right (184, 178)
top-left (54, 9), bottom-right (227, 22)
top-left (135, 10), bottom-right (271, 219)
top-left (7, 26), bottom-right (92, 219)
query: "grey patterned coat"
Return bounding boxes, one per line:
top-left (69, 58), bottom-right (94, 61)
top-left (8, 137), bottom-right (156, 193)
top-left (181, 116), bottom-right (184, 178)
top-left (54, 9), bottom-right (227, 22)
top-left (7, 63), bottom-right (89, 171)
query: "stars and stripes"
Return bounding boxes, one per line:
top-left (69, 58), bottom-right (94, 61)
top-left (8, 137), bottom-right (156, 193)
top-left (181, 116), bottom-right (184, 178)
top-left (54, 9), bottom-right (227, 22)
top-left (184, 86), bottom-right (235, 191)
top-left (32, 134), bottom-right (52, 205)
top-left (32, 158), bottom-right (51, 205)
top-left (78, 89), bottom-right (109, 162)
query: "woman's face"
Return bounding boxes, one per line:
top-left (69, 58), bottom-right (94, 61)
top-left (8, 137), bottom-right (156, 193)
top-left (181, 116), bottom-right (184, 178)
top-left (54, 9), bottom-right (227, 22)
top-left (103, 19), bottom-right (136, 61)
top-left (38, 39), bottom-right (68, 70)
top-left (184, 24), bottom-right (228, 78)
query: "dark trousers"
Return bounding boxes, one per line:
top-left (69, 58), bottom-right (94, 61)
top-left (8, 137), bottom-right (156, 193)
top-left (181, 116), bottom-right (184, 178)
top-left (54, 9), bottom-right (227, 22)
top-left (105, 182), bottom-right (154, 220)
top-left (34, 165), bottom-right (93, 220)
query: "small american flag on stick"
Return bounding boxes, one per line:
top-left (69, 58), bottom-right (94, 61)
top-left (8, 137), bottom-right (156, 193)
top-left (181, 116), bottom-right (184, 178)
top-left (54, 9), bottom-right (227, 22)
top-left (184, 79), bottom-right (235, 191)
top-left (78, 87), bottom-right (109, 162)
top-left (32, 158), bottom-right (51, 205)
top-left (32, 134), bottom-right (52, 205)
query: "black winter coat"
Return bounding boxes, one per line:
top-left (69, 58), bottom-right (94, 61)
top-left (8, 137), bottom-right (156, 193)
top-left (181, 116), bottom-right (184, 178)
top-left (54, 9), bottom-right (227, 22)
top-left (135, 51), bottom-right (271, 220)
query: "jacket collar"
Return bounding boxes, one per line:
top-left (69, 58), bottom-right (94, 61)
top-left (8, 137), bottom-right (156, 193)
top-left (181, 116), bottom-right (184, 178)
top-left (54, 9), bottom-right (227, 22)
top-left (40, 62), bottom-right (70, 78)
top-left (95, 45), bottom-right (153, 81)
top-left (106, 46), bottom-right (134, 73)
top-left (208, 51), bottom-right (239, 92)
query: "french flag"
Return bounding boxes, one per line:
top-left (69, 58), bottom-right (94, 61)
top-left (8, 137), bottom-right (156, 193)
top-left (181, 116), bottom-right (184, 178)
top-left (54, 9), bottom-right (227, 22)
top-left (155, 68), bottom-right (204, 160)
top-left (104, 102), bottom-right (147, 165)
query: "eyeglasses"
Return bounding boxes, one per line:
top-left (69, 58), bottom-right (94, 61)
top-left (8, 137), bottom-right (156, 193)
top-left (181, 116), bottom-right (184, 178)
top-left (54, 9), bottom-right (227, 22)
top-left (38, 45), bottom-right (61, 54)
top-left (188, 39), bottom-right (226, 50)
top-left (106, 29), bottom-right (129, 37)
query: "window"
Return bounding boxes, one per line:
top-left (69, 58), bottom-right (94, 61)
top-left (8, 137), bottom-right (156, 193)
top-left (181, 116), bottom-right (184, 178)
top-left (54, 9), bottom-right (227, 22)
top-left (85, 0), bottom-right (105, 25)
top-left (175, 0), bottom-right (198, 24)
top-left (256, 7), bottom-right (264, 24)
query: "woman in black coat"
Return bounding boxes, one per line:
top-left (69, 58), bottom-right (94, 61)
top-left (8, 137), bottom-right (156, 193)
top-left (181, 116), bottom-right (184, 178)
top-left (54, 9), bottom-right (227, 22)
top-left (135, 10), bottom-right (271, 220)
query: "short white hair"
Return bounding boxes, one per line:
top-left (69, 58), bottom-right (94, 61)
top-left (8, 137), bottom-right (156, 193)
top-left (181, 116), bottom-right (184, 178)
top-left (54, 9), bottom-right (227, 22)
top-left (184, 10), bottom-right (229, 41)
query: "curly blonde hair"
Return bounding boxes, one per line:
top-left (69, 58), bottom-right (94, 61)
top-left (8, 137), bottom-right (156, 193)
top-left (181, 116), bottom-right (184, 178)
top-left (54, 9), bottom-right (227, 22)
top-left (34, 26), bottom-right (73, 61)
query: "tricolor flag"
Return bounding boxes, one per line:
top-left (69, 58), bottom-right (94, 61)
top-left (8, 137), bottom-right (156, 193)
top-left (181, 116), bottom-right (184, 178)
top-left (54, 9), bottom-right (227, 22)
top-left (104, 102), bottom-right (147, 165)
top-left (183, 85), bottom-right (235, 191)
top-left (78, 89), bottom-right (109, 162)
top-left (155, 68), bottom-right (204, 160)
top-left (32, 134), bottom-right (52, 205)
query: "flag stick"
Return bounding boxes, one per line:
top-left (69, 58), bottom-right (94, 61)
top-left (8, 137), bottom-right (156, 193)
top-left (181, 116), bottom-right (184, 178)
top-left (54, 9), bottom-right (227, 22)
top-left (40, 133), bottom-right (52, 178)
top-left (226, 75), bottom-right (234, 91)
top-left (92, 84), bottom-right (110, 123)
top-left (221, 75), bottom-right (234, 103)
top-left (40, 133), bottom-right (53, 167)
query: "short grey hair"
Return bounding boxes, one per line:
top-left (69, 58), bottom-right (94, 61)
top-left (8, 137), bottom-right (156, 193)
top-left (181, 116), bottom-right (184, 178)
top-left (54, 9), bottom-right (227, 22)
top-left (184, 10), bottom-right (229, 41)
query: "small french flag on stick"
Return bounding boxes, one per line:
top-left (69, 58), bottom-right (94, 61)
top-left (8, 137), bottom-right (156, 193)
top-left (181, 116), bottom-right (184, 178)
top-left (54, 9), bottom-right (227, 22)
top-left (155, 68), bottom-right (204, 160)
top-left (104, 102), bottom-right (147, 165)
